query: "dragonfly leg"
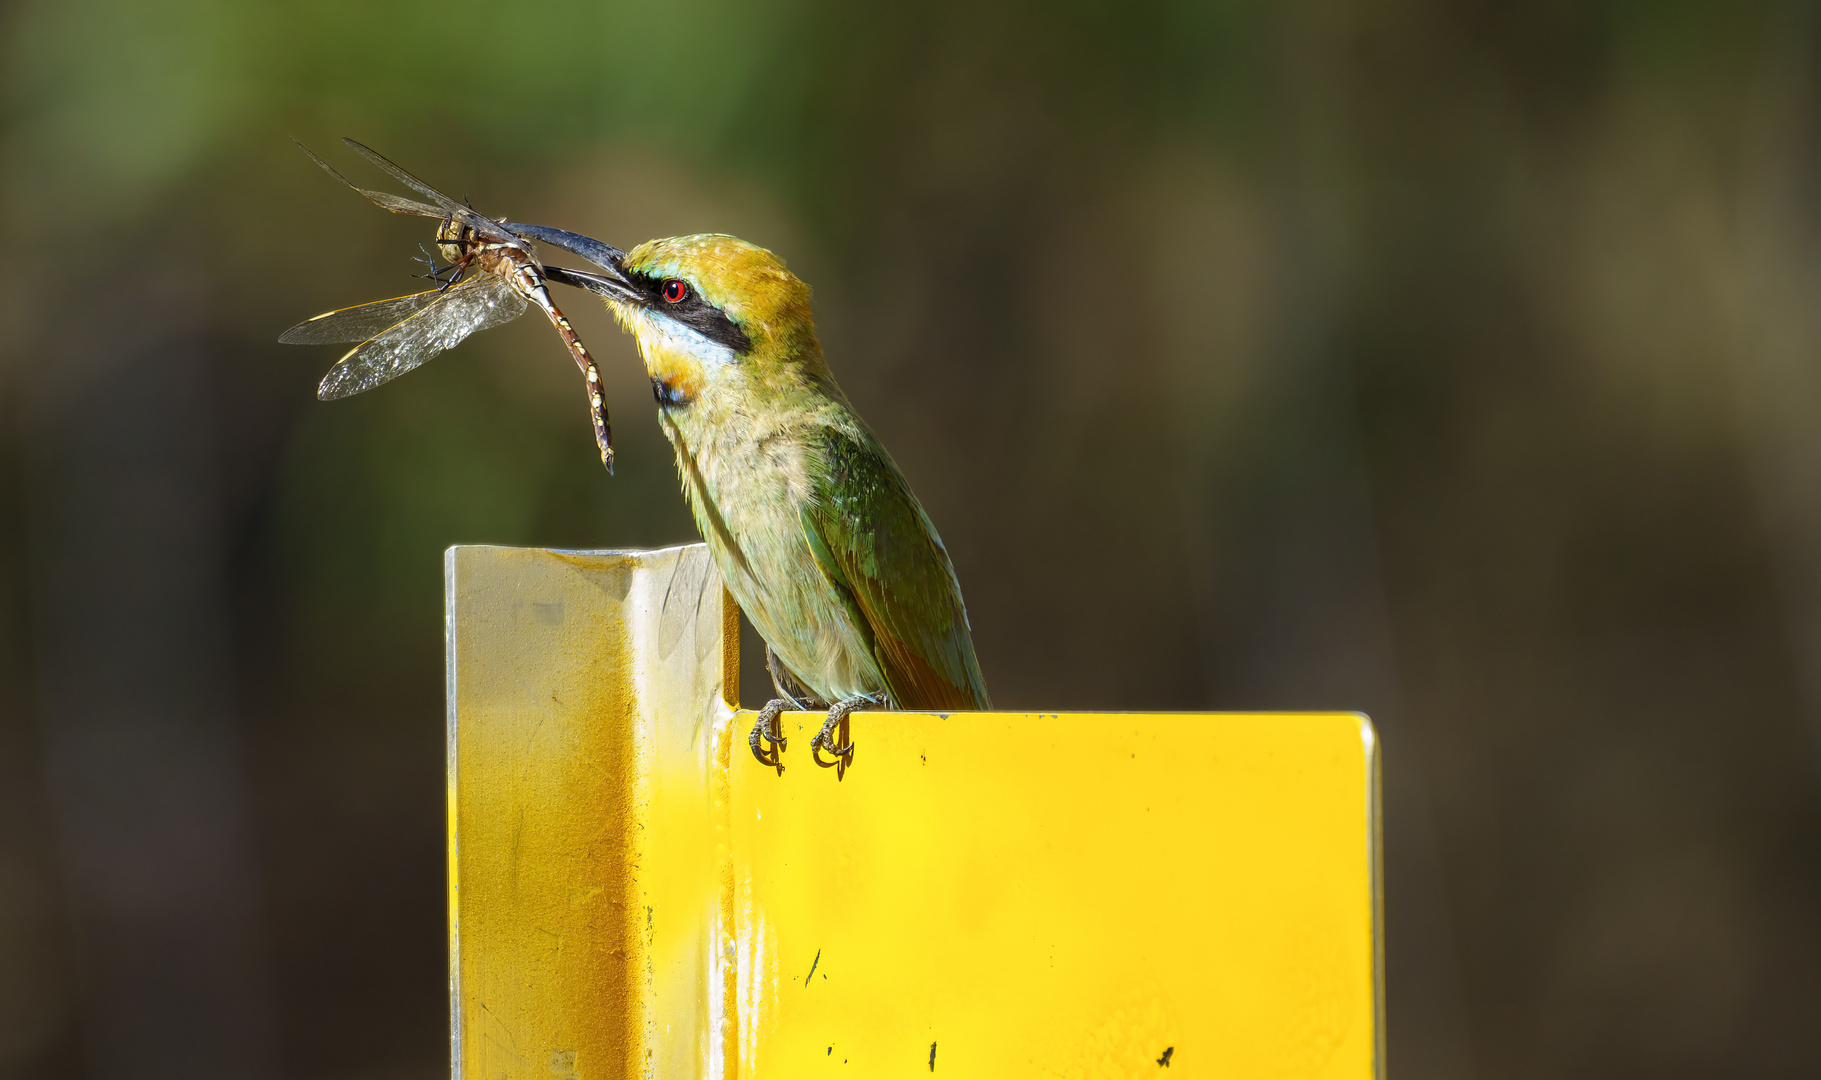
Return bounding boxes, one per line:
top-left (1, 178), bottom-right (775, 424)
top-left (412, 242), bottom-right (469, 292)
top-left (412, 243), bottom-right (445, 284)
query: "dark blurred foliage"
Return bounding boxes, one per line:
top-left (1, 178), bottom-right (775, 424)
top-left (5, 0), bottom-right (1821, 1077)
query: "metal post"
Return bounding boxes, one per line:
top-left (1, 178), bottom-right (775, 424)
top-left (447, 544), bottom-right (1382, 1079)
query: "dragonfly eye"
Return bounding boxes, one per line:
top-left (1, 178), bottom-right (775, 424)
top-left (662, 279), bottom-right (688, 303)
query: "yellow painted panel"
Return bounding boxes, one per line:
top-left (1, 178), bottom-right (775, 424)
top-left (446, 546), bottom-right (1383, 1080)
top-left (726, 711), bottom-right (1380, 1079)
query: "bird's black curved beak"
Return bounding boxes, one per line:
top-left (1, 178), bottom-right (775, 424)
top-left (503, 222), bottom-right (645, 305)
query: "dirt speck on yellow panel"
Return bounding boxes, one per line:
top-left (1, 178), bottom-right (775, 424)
top-left (1044, 990), bottom-right (1178, 1080)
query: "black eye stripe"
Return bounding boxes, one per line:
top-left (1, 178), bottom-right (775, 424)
top-left (627, 271), bottom-right (752, 354)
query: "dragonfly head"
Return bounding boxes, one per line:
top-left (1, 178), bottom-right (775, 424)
top-left (434, 217), bottom-right (480, 269)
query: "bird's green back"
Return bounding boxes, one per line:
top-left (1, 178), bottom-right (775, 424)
top-left (798, 426), bottom-right (990, 711)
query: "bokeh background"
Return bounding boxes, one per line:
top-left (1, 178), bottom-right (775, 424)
top-left (4, 1), bottom-right (1821, 1077)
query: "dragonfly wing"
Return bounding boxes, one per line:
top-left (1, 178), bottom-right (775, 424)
top-left (342, 139), bottom-right (468, 217)
top-left (358, 189), bottom-right (447, 217)
top-left (316, 277), bottom-right (528, 400)
top-left (340, 139), bottom-right (527, 243)
top-left (280, 289), bottom-right (445, 345)
top-left (295, 140), bottom-right (443, 218)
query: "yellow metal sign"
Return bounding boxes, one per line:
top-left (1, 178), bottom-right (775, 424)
top-left (446, 545), bottom-right (1383, 1080)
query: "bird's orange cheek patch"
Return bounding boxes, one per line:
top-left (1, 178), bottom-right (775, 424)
top-left (641, 343), bottom-right (706, 403)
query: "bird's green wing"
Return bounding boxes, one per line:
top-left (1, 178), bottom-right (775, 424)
top-left (799, 428), bottom-right (991, 711)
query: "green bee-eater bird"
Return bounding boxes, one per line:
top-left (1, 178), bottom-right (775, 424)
top-left (505, 224), bottom-right (991, 767)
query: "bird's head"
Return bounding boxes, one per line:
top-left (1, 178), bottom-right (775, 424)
top-left (508, 225), bottom-right (828, 410)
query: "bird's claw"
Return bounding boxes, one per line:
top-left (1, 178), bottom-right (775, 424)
top-left (811, 711), bottom-right (855, 759)
top-left (749, 699), bottom-right (790, 773)
top-left (812, 695), bottom-right (881, 775)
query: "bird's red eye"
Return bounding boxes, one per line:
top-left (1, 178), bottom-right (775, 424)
top-left (663, 279), bottom-right (688, 303)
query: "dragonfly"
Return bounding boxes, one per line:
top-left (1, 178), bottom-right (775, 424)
top-left (279, 138), bottom-right (618, 472)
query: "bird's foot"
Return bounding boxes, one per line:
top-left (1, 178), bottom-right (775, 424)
top-left (811, 694), bottom-right (882, 776)
top-left (749, 699), bottom-right (791, 773)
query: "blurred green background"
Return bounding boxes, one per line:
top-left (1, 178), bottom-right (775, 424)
top-left (5, 0), bottom-right (1821, 1077)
